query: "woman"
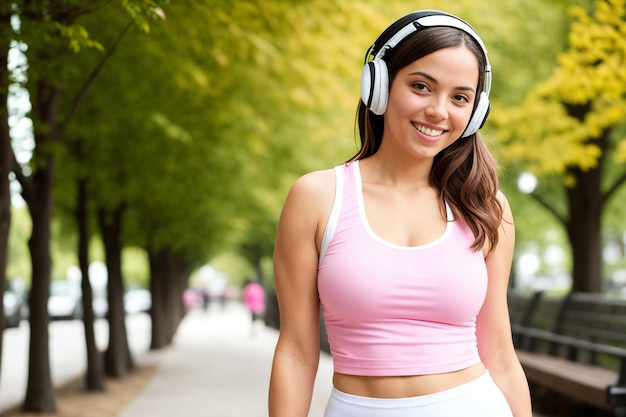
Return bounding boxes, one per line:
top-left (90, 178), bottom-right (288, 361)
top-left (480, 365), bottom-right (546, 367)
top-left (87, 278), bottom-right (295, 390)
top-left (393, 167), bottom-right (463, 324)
top-left (269, 10), bottom-right (532, 417)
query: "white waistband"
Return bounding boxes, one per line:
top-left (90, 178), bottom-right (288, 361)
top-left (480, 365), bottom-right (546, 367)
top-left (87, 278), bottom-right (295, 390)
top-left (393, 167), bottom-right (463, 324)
top-left (330, 370), bottom-right (492, 408)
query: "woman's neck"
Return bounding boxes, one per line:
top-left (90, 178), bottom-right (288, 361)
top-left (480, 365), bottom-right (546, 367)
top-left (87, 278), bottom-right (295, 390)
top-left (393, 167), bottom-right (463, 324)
top-left (359, 152), bottom-right (434, 191)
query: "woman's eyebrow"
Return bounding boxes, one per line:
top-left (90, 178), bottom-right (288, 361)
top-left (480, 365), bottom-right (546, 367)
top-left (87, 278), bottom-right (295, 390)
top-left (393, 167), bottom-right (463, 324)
top-left (409, 71), bottom-right (476, 93)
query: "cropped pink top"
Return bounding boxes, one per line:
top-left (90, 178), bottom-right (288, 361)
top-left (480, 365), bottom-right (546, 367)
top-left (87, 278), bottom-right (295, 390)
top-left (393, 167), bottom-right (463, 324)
top-left (317, 161), bottom-right (488, 376)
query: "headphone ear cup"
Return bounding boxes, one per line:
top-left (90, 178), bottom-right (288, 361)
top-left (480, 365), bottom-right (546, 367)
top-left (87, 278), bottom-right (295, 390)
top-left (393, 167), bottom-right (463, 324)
top-left (360, 59), bottom-right (389, 115)
top-left (461, 92), bottom-right (490, 138)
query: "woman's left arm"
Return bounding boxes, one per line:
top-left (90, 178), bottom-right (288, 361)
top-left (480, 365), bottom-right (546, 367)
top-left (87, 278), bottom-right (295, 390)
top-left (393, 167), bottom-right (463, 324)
top-left (476, 191), bottom-right (533, 417)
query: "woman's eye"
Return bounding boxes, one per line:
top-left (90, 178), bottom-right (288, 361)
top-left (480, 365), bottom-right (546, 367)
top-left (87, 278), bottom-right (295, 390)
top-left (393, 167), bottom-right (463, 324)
top-left (412, 82), bottom-right (429, 91)
top-left (453, 94), bottom-right (470, 103)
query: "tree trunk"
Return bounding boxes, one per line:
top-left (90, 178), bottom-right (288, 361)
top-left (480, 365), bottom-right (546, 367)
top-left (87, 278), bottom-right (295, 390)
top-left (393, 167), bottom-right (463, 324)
top-left (148, 247), bottom-right (188, 348)
top-left (23, 164), bottom-right (56, 412)
top-left (565, 133), bottom-right (607, 294)
top-left (99, 205), bottom-right (134, 378)
top-left (77, 179), bottom-right (104, 390)
top-left (254, 259), bottom-right (264, 286)
top-left (161, 250), bottom-right (176, 343)
top-left (21, 77), bottom-right (60, 413)
top-left (0, 10), bottom-right (13, 378)
top-left (148, 248), bottom-right (167, 350)
top-left (169, 250), bottom-right (188, 340)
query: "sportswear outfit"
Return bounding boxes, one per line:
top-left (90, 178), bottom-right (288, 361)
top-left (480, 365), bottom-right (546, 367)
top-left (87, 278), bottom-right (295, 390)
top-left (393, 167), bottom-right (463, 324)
top-left (317, 161), bottom-right (513, 416)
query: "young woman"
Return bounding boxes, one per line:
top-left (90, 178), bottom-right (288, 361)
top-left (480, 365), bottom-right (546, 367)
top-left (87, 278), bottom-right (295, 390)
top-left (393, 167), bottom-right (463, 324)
top-left (269, 10), bottom-right (532, 417)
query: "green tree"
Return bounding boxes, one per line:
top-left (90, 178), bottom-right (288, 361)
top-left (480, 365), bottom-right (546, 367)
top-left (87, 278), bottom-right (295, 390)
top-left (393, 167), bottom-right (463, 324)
top-left (6, 0), bottom-right (167, 411)
top-left (0, 0), bottom-right (582, 407)
top-left (0, 2), bottom-right (12, 378)
top-left (492, 0), bottom-right (626, 293)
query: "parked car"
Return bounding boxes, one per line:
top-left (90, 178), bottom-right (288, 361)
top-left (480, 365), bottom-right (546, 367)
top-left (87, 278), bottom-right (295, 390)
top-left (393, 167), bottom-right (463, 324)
top-left (4, 290), bottom-right (22, 328)
top-left (124, 288), bottom-right (151, 314)
top-left (48, 281), bottom-right (82, 320)
top-left (93, 295), bottom-right (109, 318)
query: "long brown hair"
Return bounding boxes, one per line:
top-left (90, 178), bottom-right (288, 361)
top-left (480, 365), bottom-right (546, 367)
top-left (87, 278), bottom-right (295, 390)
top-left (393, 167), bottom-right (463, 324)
top-left (351, 26), bottom-right (503, 252)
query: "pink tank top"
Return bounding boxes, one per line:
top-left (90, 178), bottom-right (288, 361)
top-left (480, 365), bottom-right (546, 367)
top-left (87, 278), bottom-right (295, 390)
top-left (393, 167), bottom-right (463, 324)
top-left (317, 161), bottom-right (488, 376)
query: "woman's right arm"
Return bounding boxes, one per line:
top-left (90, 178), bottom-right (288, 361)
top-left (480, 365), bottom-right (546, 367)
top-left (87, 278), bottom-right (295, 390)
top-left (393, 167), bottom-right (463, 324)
top-left (268, 171), bottom-right (334, 417)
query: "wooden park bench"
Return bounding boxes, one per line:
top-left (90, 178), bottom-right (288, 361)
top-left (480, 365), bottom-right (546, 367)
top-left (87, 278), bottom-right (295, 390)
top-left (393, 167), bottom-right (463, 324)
top-left (509, 291), bottom-right (626, 416)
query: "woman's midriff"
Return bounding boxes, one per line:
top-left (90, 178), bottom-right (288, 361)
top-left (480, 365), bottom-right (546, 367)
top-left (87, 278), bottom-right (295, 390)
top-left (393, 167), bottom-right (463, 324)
top-left (332, 362), bottom-right (486, 398)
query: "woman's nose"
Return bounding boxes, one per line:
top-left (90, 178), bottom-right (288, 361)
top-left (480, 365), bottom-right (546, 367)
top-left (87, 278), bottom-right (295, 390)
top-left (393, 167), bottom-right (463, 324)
top-left (425, 97), bottom-right (448, 120)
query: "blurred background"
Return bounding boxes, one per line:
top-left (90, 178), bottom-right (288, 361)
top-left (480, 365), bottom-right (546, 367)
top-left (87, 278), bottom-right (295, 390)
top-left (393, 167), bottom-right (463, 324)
top-left (1, 0), bottom-right (626, 413)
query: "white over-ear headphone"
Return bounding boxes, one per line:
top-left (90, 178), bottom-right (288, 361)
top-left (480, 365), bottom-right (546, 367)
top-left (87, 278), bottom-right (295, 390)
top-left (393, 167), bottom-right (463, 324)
top-left (360, 10), bottom-right (492, 138)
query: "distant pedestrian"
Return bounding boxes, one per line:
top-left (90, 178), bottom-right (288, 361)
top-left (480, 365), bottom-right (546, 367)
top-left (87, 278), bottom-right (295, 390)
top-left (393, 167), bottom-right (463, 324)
top-left (200, 287), bottom-right (210, 311)
top-left (242, 279), bottom-right (266, 326)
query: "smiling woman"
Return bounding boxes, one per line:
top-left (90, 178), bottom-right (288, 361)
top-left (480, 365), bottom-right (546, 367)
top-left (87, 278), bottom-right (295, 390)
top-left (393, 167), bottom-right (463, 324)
top-left (269, 9), bottom-right (532, 417)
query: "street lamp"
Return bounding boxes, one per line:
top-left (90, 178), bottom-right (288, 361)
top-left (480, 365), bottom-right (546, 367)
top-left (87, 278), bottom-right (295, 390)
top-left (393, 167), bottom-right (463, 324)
top-left (517, 172), bottom-right (538, 194)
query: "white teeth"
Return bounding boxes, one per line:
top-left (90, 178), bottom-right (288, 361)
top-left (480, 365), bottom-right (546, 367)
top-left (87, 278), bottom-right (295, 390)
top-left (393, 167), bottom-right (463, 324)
top-left (415, 124), bottom-right (443, 137)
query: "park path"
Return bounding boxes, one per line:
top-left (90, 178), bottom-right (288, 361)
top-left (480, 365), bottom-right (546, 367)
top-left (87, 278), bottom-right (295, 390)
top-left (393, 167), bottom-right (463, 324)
top-left (116, 302), bottom-right (333, 417)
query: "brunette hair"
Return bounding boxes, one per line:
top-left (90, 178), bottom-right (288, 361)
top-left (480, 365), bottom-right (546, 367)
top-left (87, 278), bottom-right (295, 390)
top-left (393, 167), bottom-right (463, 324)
top-left (351, 26), bottom-right (503, 252)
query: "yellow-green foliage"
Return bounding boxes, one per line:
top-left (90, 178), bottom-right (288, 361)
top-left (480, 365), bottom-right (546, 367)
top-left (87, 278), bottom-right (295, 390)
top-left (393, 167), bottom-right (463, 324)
top-left (492, 0), bottom-right (626, 177)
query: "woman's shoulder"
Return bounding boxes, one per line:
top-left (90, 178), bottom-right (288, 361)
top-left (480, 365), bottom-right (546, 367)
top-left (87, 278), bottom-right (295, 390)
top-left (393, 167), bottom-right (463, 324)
top-left (289, 167), bottom-right (337, 201)
top-left (279, 167), bottom-right (339, 243)
top-left (280, 167), bottom-right (338, 218)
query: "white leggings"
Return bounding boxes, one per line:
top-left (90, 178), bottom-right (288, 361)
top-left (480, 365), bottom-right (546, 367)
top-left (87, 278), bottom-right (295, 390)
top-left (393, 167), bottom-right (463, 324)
top-left (323, 371), bottom-right (513, 417)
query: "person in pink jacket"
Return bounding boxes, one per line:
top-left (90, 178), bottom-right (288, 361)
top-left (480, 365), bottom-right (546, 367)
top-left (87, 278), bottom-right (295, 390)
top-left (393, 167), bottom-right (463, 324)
top-left (242, 279), bottom-right (266, 323)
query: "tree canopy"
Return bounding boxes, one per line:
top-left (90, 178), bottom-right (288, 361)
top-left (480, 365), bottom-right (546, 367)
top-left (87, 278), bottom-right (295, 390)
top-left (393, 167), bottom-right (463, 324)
top-left (492, 0), bottom-right (626, 292)
top-left (3, 0), bottom-right (626, 410)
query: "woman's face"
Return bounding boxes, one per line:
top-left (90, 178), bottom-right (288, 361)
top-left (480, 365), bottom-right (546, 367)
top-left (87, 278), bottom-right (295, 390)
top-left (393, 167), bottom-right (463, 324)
top-left (383, 45), bottom-right (479, 160)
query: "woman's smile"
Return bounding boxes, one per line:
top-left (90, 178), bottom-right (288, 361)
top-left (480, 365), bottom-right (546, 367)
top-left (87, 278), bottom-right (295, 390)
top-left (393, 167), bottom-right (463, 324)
top-left (413, 122), bottom-right (445, 139)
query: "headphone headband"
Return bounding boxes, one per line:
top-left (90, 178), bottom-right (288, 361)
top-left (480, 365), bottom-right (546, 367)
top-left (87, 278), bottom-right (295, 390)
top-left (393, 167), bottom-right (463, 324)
top-left (365, 10), bottom-right (491, 95)
top-left (360, 10), bottom-right (492, 137)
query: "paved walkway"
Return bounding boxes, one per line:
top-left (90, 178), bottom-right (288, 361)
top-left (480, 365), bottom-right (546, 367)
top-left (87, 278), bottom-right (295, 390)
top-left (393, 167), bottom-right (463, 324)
top-left (117, 303), bottom-right (554, 417)
top-left (0, 303), bottom-right (552, 417)
top-left (117, 302), bottom-right (334, 417)
top-left (3, 302), bottom-right (550, 417)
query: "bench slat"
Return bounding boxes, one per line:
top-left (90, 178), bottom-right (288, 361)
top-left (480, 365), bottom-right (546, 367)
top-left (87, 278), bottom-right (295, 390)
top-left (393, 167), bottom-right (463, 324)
top-left (512, 325), bottom-right (626, 358)
top-left (509, 291), bottom-right (626, 415)
top-left (516, 351), bottom-right (615, 410)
